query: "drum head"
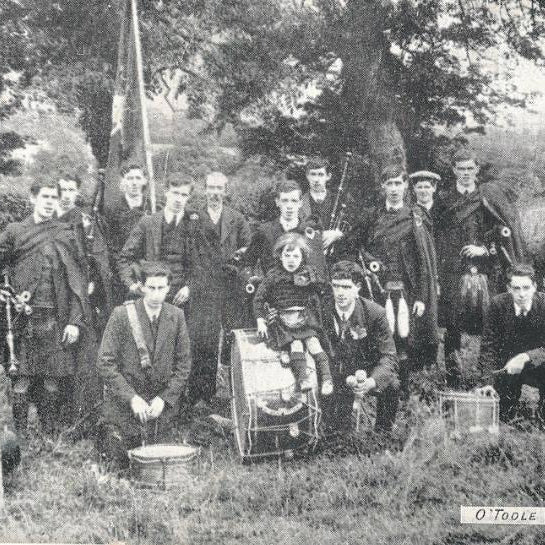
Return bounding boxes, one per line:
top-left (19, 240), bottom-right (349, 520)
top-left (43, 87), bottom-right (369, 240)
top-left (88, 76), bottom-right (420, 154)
top-left (129, 443), bottom-right (198, 461)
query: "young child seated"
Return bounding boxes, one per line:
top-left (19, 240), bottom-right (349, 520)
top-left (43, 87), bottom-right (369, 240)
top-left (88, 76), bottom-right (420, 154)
top-left (253, 232), bottom-right (333, 396)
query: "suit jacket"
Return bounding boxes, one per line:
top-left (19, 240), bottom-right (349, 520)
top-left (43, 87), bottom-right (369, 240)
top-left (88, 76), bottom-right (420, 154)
top-left (202, 206), bottom-right (251, 263)
top-left (117, 211), bottom-right (193, 290)
top-left (300, 191), bottom-right (333, 229)
top-left (243, 217), bottom-right (328, 282)
top-left (103, 195), bottom-right (146, 256)
top-left (322, 297), bottom-right (399, 393)
top-left (97, 299), bottom-right (191, 432)
top-left (479, 292), bottom-right (545, 373)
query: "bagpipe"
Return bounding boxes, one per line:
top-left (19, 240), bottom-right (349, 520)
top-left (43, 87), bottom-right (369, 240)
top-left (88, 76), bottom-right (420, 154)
top-left (0, 272), bottom-right (32, 377)
top-left (325, 151), bottom-right (352, 258)
top-left (357, 251), bottom-right (411, 339)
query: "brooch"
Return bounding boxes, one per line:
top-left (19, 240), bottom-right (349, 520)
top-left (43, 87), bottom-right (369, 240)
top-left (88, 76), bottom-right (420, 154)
top-left (350, 326), bottom-right (367, 340)
top-left (190, 213), bottom-right (199, 220)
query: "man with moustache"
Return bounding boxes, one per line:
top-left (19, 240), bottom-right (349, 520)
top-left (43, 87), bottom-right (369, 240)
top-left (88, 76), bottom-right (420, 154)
top-left (438, 149), bottom-right (525, 387)
top-left (0, 180), bottom-right (92, 435)
top-left (476, 264), bottom-right (545, 423)
top-left (339, 165), bottom-right (438, 396)
top-left (190, 172), bottom-right (252, 410)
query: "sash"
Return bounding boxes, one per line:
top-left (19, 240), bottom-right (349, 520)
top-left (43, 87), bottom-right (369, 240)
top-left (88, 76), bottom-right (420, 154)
top-left (124, 301), bottom-right (152, 369)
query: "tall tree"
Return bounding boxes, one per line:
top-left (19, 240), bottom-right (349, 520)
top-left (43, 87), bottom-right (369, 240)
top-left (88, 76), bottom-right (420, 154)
top-left (2, 0), bottom-right (544, 186)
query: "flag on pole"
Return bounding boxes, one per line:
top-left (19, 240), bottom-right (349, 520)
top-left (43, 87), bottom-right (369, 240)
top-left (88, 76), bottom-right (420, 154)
top-left (104, 0), bottom-right (156, 212)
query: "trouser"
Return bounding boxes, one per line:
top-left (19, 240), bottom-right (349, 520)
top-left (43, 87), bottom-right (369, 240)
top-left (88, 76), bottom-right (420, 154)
top-left (98, 413), bottom-right (176, 469)
top-left (322, 382), bottom-right (399, 433)
top-left (411, 343), bottom-right (439, 371)
top-left (12, 375), bottom-right (71, 434)
top-left (444, 325), bottom-right (463, 388)
top-left (494, 369), bottom-right (545, 423)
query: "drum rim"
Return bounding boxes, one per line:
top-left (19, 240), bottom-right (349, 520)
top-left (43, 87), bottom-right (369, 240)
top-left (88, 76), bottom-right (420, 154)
top-left (128, 443), bottom-right (199, 461)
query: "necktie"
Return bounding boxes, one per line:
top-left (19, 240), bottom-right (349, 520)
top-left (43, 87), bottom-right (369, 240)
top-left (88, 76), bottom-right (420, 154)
top-left (151, 315), bottom-right (159, 339)
top-left (338, 313), bottom-right (349, 339)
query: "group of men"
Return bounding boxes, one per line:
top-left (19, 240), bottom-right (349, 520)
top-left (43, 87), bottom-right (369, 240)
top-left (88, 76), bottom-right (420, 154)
top-left (0, 147), bottom-right (543, 466)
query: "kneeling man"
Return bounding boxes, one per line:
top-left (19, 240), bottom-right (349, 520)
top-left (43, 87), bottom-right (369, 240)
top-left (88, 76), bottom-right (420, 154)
top-left (477, 263), bottom-right (545, 422)
top-left (322, 261), bottom-right (400, 432)
top-left (97, 262), bottom-right (192, 467)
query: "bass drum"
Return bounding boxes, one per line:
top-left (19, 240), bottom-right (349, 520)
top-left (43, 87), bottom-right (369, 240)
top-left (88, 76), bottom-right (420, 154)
top-left (230, 329), bottom-right (321, 461)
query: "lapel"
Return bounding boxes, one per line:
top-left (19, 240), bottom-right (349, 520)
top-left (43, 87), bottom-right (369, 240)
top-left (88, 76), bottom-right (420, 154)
top-left (300, 193), bottom-right (311, 221)
top-left (134, 299), bottom-right (155, 357)
top-left (150, 212), bottom-right (163, 259)
top-left (220, 206), bottom-right (233, 245)
top-left (154, 303), bottom-right (172, 360)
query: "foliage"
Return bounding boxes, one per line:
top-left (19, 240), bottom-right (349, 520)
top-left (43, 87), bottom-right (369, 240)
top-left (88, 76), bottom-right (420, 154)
top-left (2, 1), bottom-right (545, 185)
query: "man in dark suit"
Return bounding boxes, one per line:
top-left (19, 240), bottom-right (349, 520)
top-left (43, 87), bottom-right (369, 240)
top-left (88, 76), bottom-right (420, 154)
top-left (96, 262), bottom-right (192, 467)
top-left (322, 261), bottom-right (400, 432)
top-left (103, 163), bottom-right (147, 305)
top-left (300, 157), bottom-right (344, 253)
top-left (477, 263), bottom-right (545, 423)
top-left (117, 176), bottom-right (193, 307)
top-left (188, 172), bottom-right (252, 412)
top-left (244, 179), bottom-right (328, 283)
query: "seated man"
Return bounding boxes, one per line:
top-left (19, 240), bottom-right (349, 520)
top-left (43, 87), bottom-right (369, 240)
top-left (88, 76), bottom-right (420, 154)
top-left (476, 263), bottom-right (545, 423)
top-left (96, 262), bottom-right (192, 467)
top-left (322, 260), bottom-right (400, 432)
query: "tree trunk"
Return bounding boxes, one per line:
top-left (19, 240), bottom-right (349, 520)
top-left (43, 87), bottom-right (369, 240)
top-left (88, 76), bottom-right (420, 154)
top-left (339, 0), bottom-right (406, 185)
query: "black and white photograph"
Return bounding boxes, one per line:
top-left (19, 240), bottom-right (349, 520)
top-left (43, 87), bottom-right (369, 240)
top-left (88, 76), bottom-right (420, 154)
top-left (1, 0), bottom-right (545, 543)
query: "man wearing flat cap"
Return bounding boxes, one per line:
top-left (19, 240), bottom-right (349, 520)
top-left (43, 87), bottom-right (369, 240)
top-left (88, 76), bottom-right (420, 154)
top-left (410, 170), bottom-right (443, 233)
top-left (410, 170), bottom-right (442, 369)
top-left (321, 260), bottom-right (400, 432)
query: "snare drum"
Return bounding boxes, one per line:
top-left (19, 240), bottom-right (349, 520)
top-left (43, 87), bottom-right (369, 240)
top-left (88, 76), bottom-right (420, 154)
top-left (230, 329), bottom-right (321, 461)
top-left (128, 443), bottom-right (200, 489)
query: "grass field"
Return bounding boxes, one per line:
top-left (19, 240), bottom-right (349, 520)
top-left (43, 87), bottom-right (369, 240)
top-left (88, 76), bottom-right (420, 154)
top-left (0, 335), bottom-right (544, 545)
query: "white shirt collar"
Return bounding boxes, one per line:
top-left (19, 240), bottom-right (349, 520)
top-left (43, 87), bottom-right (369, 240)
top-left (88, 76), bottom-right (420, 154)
top-left (310, 190), bottom-right (327, 203)
top-left (33, 212), bottom-right (48, 224)
top-left (385, 201), bottom-right (404, 211)
top-left (207, 205), bottom-right (223, 225)
top-left (143, 301), bottom-right (162, 322)
top-left (164, 208), bottom-right (184, 226)
top-left (335, 301), bottom-right (356, 322)
top-left (456, 182), bottom-right (476, 195)
top-left (125, 193), bottom-right (143, 209)
top-left (514, 301), bottom-right (532, 316)
top-left (279, 217), bottom-right (299, 232)
top-left (418, 201), bottom-right (433, 211)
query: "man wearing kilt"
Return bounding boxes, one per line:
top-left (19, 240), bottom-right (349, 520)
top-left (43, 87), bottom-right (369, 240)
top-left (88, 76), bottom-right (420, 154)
top-left (437, 149), bottom-right (526, 387)
top-left (0, 179), bottom-right (93, 435)
top-left (338, 165), bottom-right (439, 398)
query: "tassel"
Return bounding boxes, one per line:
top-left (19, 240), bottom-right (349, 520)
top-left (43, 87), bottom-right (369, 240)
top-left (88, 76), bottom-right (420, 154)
top-left (385, 293), bottom-right (395, 334)
top-left (397, 293), bottom-right (410, 339)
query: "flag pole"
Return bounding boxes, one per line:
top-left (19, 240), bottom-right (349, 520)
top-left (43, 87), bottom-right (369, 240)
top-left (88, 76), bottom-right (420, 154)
top-left (130, 0), bottom-right (156, 213)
